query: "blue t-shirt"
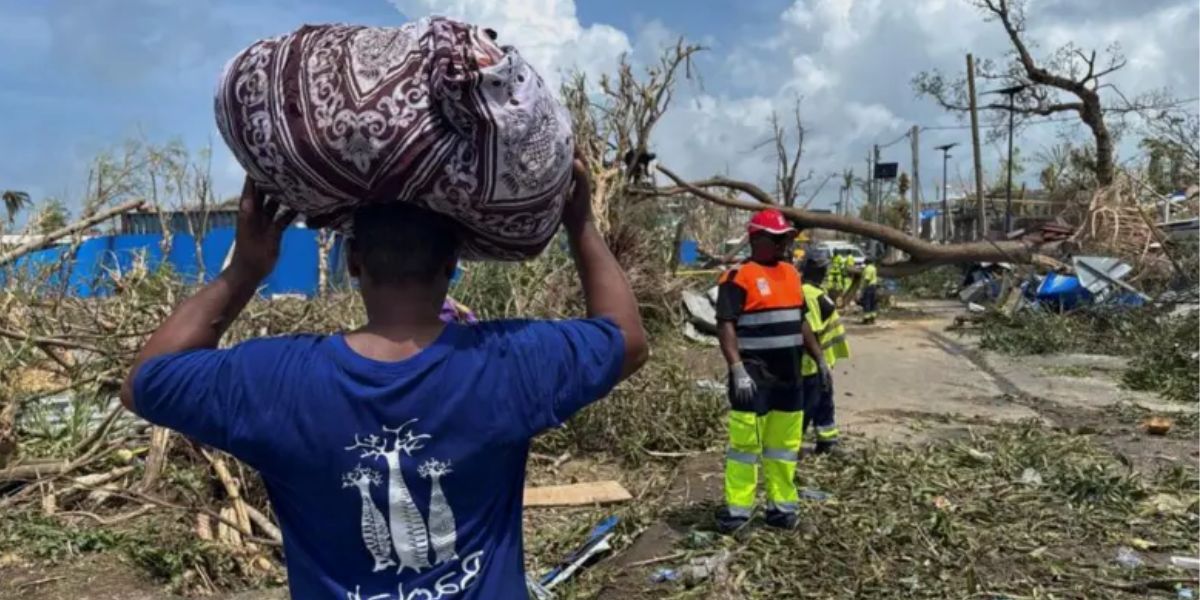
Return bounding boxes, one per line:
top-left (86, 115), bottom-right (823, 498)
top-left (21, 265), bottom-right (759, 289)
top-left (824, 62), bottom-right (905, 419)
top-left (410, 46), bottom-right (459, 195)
top-left (134, 319), bottom-right (624, 600)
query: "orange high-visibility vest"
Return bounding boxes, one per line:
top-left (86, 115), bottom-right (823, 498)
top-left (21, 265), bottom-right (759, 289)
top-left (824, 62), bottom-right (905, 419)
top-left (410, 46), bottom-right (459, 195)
top-left (719, 261), bottom-right (806, 351)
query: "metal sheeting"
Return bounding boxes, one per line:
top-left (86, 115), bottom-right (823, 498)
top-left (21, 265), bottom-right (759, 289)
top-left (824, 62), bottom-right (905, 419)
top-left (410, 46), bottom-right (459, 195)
top-left (1, 227), bottom-right (346, 298)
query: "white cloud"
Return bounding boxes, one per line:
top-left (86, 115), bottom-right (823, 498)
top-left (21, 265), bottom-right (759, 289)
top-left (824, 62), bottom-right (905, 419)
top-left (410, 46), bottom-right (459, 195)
top-left (845, 102), bottom-right (903, 138)
top-left (3, 0), bottom-right (1194, 212)
top-left (790, 55), bottom-right (836, 94)
top-left (387, 0), bottom-right (631, 88)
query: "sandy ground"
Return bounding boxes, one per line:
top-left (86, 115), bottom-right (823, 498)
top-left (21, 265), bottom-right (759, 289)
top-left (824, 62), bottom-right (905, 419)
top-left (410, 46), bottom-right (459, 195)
top-left (836, 299), bottom-right (1172, 443)
top-left (4, 299), bottom-right (1193, 599)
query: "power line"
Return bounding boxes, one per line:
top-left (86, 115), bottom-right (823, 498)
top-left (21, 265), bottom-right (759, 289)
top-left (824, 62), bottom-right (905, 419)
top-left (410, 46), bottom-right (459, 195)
top-left (918, 96), bottom-right (1200, 132)
top-left (920, 116), bottom-right (1076, 131)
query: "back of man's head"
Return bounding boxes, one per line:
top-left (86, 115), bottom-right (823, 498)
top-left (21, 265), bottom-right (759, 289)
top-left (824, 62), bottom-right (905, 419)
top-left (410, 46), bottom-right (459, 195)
top-left (802, 258), bottom-right (828, 283)
top-left (349, 203), bottom-right (461, 286)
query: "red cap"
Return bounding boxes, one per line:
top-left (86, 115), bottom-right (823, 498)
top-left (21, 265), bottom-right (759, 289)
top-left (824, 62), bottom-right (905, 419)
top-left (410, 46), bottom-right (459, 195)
top-left (747, 209), bottom-right (796, 235)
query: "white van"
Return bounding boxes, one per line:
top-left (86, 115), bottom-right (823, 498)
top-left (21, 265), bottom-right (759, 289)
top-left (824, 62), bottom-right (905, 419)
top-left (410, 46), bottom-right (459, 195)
top-left (809, 241), bottom-right (866, 266)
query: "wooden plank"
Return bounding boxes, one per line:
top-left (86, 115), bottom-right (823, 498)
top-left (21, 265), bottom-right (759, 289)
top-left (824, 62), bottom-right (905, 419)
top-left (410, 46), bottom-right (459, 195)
top-left (523, 481), bottom-right (632, 507)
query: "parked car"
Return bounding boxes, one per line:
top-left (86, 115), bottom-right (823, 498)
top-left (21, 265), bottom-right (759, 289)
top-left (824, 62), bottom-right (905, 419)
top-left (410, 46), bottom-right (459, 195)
top-left (808, 241), bottom-right (866, 266)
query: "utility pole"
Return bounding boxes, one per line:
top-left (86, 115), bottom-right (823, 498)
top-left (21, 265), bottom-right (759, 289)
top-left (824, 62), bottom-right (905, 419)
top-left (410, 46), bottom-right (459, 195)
top-left (986, 84), bottom-right (1027, 235)
top-left (966, 54), bottom-right (986, 240)
top-left (873, 144), bottom-right (881, 224)
top-left (935, 143), bottom-right (958, 243)
top-left (910, 125), bottom-right (921, 238)
top-left (865, 151), bottom-right (873, 222)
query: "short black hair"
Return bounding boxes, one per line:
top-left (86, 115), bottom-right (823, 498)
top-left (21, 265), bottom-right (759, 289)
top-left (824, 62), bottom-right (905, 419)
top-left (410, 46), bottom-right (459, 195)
top-left (350, 203), bottom-right (461, 284)
top-left (802, 258), bottom-right (828, 282)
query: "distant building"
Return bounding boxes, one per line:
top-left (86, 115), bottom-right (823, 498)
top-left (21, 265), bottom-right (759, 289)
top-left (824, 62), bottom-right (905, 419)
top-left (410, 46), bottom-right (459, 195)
top-left (922, 189), bottom-right (1080, 242)
top-left (120, 208), bottom-right (240, 235)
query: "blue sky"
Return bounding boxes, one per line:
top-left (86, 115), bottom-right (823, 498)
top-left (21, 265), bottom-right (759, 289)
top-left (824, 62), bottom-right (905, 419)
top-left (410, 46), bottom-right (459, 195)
top-left (1, 0), bottom-right (1196, 218)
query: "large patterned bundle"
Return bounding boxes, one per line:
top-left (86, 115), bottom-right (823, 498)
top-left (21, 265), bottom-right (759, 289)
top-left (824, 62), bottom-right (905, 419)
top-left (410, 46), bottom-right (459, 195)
top-left (215, 18), bottom-right (574, 260)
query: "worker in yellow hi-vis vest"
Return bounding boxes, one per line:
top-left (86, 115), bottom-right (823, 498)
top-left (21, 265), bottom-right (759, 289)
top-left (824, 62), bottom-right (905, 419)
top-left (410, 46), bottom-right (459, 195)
top-left (824, 254), bottom-right (845, 306)
top-left (860, 258), bottom-right (879, 324)
top-left (799, 258), bottom-right (851, 454)
top-left (715, 210), bottom-right (829, 533)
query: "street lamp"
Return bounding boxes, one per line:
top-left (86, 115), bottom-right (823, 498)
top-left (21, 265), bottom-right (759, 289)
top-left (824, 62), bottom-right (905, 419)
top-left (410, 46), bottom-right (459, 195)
top-left (985, 84), bottom-right (1028, 235)
top-left (934, 142), bottom-right (958, 243)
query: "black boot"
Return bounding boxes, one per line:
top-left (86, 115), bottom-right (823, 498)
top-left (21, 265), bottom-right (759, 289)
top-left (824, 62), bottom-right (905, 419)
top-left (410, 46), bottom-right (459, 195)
top-left (715, 507), bottom-right (750, 534)
top-left (814, 441), bottom-right (842, 456)
top-left (764, 509), bottom-right (798, 530)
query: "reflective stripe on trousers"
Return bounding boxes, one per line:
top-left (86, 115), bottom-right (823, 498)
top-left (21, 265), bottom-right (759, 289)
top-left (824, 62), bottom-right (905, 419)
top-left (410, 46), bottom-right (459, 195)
top-left (725, 409), bottom-right (803, 515)
top-left (817, 424), bottom-right (840, 441)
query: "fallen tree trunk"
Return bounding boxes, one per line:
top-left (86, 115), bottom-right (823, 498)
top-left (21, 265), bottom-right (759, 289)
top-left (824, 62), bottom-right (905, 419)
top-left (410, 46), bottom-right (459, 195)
top-left (651, 165), bottom-right (1041, 275)
top-left (0, 199), bottom-right (146, 267)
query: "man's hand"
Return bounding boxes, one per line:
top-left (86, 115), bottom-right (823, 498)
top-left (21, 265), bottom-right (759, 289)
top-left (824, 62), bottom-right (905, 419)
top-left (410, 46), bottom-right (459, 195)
top-left (120, 176), bottom-right (294, 412)
top-left (730, 362), bottom-right (757, 404)
top-left (229, 178), bottom-right (294, 281)
top-left (562, 158), bottom-right (593, 233)
top-left (818, 359), bottom-right (833, 391)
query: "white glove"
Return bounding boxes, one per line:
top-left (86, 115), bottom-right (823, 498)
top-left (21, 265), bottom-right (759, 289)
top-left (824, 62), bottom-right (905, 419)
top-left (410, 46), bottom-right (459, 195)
top-left (730, 362), bottom-right (757, 403)
top-left (818, 359), bottom-right (833, 391)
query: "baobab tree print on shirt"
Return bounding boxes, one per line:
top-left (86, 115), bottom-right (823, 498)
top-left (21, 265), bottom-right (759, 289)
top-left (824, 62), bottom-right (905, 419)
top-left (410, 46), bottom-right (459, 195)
top-left (419, 458), bottom-right (458, 564)
top-left (342, 466), bottom-right (396, 572)
top-left (343, 419), bottom-right (465, 581)
top-left (346, 419), bottom-right (439, 574)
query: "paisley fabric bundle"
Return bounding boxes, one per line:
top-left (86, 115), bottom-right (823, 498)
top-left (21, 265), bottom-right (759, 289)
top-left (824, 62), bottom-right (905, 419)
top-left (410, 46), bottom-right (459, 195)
top-left (215, 18), bottom-right (574, 260)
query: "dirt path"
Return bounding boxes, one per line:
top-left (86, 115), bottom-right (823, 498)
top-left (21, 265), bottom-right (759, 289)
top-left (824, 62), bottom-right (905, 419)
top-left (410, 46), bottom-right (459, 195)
top-left (594, 300), bottom-right (1198, 597)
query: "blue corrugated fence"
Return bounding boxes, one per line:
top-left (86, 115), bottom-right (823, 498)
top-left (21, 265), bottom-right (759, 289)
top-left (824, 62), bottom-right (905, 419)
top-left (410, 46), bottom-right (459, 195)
top-left (2, 226), bottom-right (345, 298)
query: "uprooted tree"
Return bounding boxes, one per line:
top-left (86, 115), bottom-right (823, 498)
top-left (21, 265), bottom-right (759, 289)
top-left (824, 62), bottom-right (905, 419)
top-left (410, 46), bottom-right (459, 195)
top-left (912, 0), bottom-right (1176, 187)
top-left (590, 43), bottom-right (1048, 274)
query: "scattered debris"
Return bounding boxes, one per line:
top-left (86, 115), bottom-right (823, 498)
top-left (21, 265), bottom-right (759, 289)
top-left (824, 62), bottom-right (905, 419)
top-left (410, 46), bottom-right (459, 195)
top-left (1142, 493), bottom-right (1188, 516)
top-left (1018, 467), bottom-right (1043, 486)
top-left (800, 489), bottom-right (831, 501)
top-left (681, 289), bottom-right (718, 335)
top-left (1143, 416), bottom-right (1174, 436)
top-left (1171, 557), bottom-right (1200, 571)
top-left (1115, 546), bottom-right (1145, 569)
top-left (1073, 256), bottom-right (1145, 301)
top-left (679, 550), bottom-right (731, 586)
top-left (649, 568), bottom-right (679, 583)
top-left (523, 481), bottom-right (632, 507)
top-left (681, 322), bottom-right (718, 345)
top-left (536, 516), bottom-right (619, 592)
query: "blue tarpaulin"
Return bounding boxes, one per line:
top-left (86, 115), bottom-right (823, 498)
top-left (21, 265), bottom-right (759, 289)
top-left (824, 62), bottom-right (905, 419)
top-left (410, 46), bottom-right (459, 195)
top-left (1035, 273), bottom-right (1092, 310)
top-left (2, 226), bottom-right (345, 298)
top-left (679, 239), bottom-right (699, 266)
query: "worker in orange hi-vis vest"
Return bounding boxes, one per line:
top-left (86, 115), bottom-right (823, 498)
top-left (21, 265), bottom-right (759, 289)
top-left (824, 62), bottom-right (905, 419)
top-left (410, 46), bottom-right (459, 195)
top-left (714, 209), bottom-right (830, 533)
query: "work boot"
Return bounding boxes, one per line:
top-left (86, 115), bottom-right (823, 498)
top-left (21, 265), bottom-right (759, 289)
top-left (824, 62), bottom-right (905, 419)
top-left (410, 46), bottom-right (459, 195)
top-left (814, 441), bottom-right (844, 457)
top-left (764, 509), bottom-right (799, 530)
top-left (715, 508), bottom-right (750, 535)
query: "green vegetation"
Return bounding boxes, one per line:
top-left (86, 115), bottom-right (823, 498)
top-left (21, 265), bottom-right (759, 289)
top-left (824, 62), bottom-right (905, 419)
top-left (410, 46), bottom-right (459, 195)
top-left (0, 515), bottom-right (259, 593)
top-left (976, 305), bottom-right (1198, 404)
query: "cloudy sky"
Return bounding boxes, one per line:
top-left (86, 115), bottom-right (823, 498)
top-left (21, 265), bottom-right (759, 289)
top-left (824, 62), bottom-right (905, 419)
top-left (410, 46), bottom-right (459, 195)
top-left (1, 0), bottom-right (1196, 215)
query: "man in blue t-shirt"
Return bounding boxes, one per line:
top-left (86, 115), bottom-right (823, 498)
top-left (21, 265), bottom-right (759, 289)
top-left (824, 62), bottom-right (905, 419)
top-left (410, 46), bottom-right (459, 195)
top-left (119, 160), bottom-right (648, 599)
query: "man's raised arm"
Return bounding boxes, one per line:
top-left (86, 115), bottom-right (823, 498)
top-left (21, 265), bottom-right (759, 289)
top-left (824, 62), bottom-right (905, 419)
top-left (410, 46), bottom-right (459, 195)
top-left (119, 179), bottom-right (292, 411)
top-left (563, 159), bottom-right (648, 380)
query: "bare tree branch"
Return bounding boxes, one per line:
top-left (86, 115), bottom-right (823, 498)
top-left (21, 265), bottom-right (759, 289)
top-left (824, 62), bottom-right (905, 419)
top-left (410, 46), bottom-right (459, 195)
top-left (0, 199), bottom-right (146, 267)
top-left (983, 101), bottom-right (1084, 116)
top-left (919, 0), bottom-right (1128, 185)
top-left (651, 164), bottom-right (1038, 270)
